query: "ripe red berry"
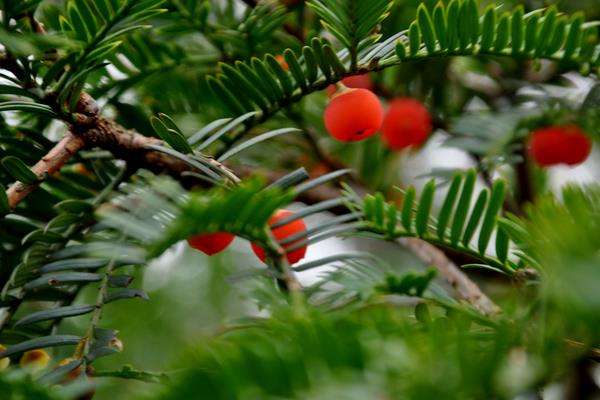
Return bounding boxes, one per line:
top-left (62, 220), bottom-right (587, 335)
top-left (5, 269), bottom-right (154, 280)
top-left (323, 88), bottom-right (383, 142)
top-left (528, 125), bottom-right (592, 167)
top-left (382, 98), bottom-right (432, 150)
top-left (251, 209), bottom-right (307, 265)
top-left (326, 74), bottom-right (373, 96)
top-left (187, 232), bottom-right (235, 256)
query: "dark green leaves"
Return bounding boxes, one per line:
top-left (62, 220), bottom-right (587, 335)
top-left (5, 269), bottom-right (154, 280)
top-left (478, 180), bottom-right (506, 255)
top-left (0, 335), bottom-right (81, 358)
top-left (14, 305), bottom-right (95, 327)
top-left (2, 156), bottom-right (38, 184)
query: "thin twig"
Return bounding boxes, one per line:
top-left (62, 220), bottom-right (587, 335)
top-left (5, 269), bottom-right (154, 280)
top-left (5, 130), bottom-right (85, 210)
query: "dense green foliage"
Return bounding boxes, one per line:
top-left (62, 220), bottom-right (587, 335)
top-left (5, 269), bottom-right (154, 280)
top-left (1, 0), bottom-right (600, 399)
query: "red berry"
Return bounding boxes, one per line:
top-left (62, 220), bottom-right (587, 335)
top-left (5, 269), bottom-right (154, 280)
top-left (187, 232), bottom-right (235, 255)
top-left (382, 98), bottom-right (432, 150)
top-left (528, 125), bottom-right (592, 167)
top-left (326, 74), bottom-right (373, 96)
top-left (323, 88), bottom-right (383, 142)
top-left (251, 209), bottom-right (307, 265)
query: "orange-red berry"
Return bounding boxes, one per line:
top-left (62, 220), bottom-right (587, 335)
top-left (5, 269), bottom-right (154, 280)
top-left (528, 125), bottom-right (592, 167)
top-left (323, 88), bottom-right (383, 142)
top-left (326, 74), bottom-right (373, 96)
top-left (251, 209), bottom-right (307, 265)
top-left (382, 98), bottom-right (432, 150)
top-left (187, 232), bottom-right (235, 256)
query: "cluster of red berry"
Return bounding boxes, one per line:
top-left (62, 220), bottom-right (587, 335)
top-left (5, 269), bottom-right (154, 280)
top-left (324, 75), bottom-right (433, 149)
top-left (187, 209), bottom-right (308, 265)
top-left (323, 74), bottom-right (593, 167)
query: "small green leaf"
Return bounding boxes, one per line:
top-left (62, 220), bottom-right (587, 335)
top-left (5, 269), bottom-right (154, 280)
top-left (524, 14), bottom-right (540, 53)
top-left (409, 21), bottom-right (421, 56)
top-left (67, 2), bottom-right (90, 41)
top-left (493, 13), bottom-right (510, 51)
top-left (416, 179), bottom-right (436, 237)
top-left (450, 169), bottom-right (476, 246)
top-left (310, 38), bottom-right (331, 81)
top-left (535, 6), bottom-right (557, 56)
top-left (478, 179), bottom-right (506, 255)
top-left (546, 16), bottom-right (567, 55)
top-left (39, 258), bottom-right (109, 273)
top-left (495, 226), bottom-right (510, 263)
top-left (2, 156), bottom-right (38, 184)
top-left (302, 46), bottom-right (319, 84)
top-left (466, 0), bottom-right (480, 45)
top-left (386, 202), bottom-right (397, 237)
top-left (480, 5), bottom-right (496, 52)
top-left (395, 39), bottom-right (407, 60)
top-left (511, 6), bottom-right (525, 54)
top-left (463, 189), bottom-right (488, 246)
top-left (265, 53), bottom-right (293, 98)
top-left (283, 49), bottom-right (307, 92)
top-left (433, 3), bottom-right (447, 50)
top-left (563, 13), bottom-right (584, 60)
top-left (322, 44), bottom-right (346, 78)
top-left (14, 305), bottom-right (95, 327)
top-left (0, 335), bottom-right (81, 358)
top-left (446, 0), bottom-right (460, 51)
top-left (106, 288), bottom-right (150, 303)
top-left (417, 4), bottom-right (437, 54)
top-left (150, 116), bottom-right (193, 154)
top-left (436, 172), bottom-right (462, 240)
top-left (0, 100), bottom-right (57, 116)
top-left (24, 272), bottom-right (103, 290)
top-left (401, 187), bottom-right (415, 233)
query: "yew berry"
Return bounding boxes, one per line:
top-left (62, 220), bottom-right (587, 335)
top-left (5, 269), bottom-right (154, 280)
top-left (187, 232), bottom-right (235, 256)
top-left (323, 88), bottom-right (383, 142)
top-left (382, 98), bottom-right (432, 150)
top-left (326, 74), bottom-right (373, 96)
top-left (528, 125), bottom-right (592, 167)
top-left (251, 209), bottom-right (307, 265)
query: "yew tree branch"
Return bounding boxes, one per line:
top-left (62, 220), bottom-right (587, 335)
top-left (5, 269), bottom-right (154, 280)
top-left (6, 130), bottom-right (85, 209)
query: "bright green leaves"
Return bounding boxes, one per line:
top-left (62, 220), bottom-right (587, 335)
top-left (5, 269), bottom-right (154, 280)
top-left (358, 169), bottom-right (516, 275)
top-left (150, 113), bottom-right (192, 154)
top-left (307, 0), bottom-right (392, 69)
top-left (418, 5), bottom-right (437, 55)
top-left (207, 40), bottom-right (346, 118)
top-left (389, 1), bottom-right (595, 66)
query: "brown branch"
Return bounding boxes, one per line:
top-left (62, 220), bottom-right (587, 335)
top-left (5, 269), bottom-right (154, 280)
top-left (396, 237), bottom-right (501, 316)
top-left (4, 94), bottom-right (239, 211)
top-left (6, 130), bottom-right (85, 209)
